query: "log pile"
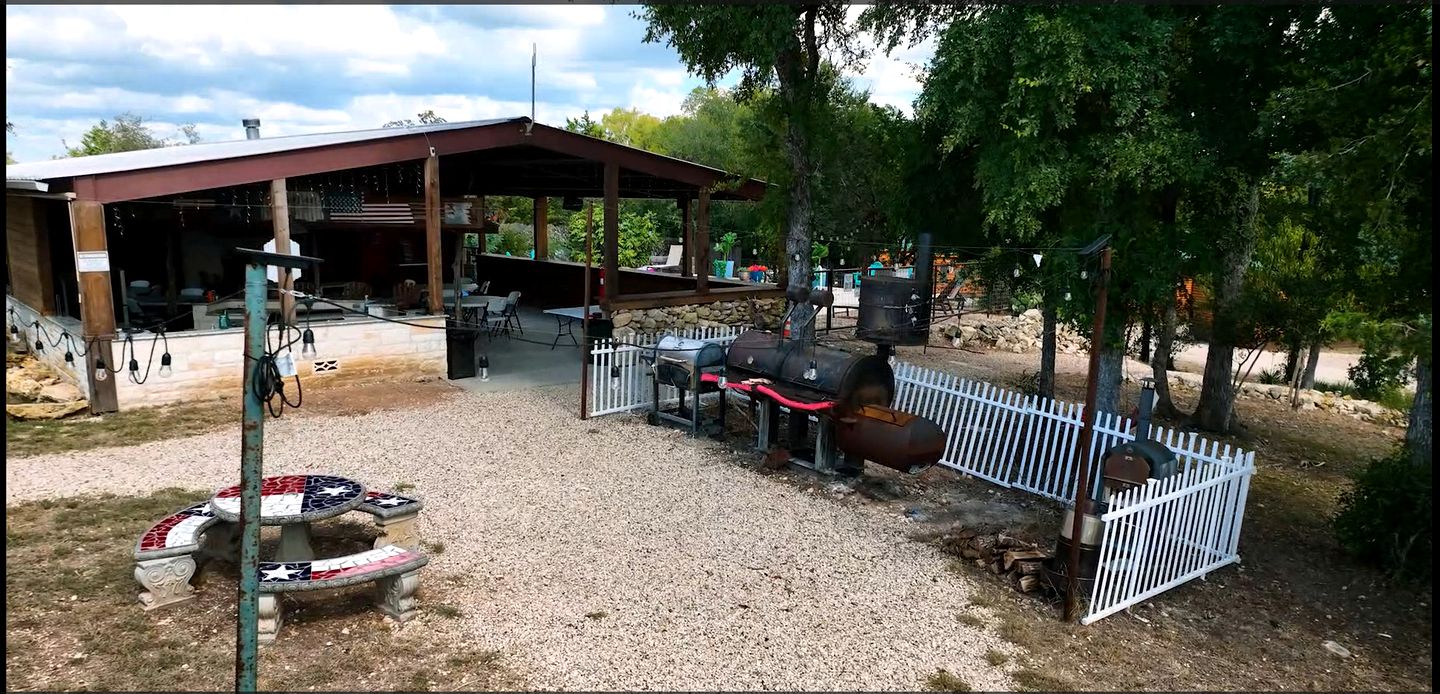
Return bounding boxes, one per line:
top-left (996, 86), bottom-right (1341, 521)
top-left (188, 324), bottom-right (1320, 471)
top-left (943, 527), bottom-right (1053, 595)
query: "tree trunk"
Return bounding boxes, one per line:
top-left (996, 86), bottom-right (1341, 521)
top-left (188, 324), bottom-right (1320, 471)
top-left (1139, 309), bottom-right (1153, 364)
top-left (1194, 182), bottom-right (1262, 433)
top-left (1301, 340), bottom-right (1322, 390)
top-left (1039, 300), bottom-right (1057, 399)
top-left (1151, 297), bottom-right (1182, 419)
top-left (1283, 341), bottom-right (1302, 382)
top-left (776, 16), bottom-right (817, 344)
top-left (1096, 343), bottom-right (1125, 417)
top-left (1407, 357), bottom-right (1432, 466)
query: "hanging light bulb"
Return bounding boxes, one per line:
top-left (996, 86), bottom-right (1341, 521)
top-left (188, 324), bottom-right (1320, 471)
top-left (1064, 291), bottom-right (1072, 301)
top-left (64, 350), bottom-right (75, 365)
top-left (9, 323), bottom-right (19, 344)
top-left (34, 337), bottom-right (44, 353)
top-left (609, 364), bottom-right (622, 392)
top-left (301, 328), bottom-right (317, 357)
top-left (159, 352), bottom-right (173, 378)
top-left (803, 360), bottom-right (818, 381)
top-left (95, 358), bottom-right (109, 382)
top-left (1013, 267), bottom-right (1021, 278)
top-left (478, 355), bottom-right (490, 382)
top-left (1081, 270), bottom-right (1088, 280)
top-left (1033, 253), bottom-right (1043, 267)
top-left (128, 357), bottom-right (140, 376)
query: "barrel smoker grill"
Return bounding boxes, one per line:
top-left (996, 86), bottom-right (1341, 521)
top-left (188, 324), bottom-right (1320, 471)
top-left (724, 329), bottom-right (945, 475)
top-left (642, 336), bottom-right (728, 437)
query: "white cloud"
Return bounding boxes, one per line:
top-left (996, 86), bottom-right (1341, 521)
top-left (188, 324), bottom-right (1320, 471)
top-left (3, 5), bottom-right (933, 163)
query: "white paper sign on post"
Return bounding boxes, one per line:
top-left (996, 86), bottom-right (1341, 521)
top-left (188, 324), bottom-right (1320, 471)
top-left (261, 239), bottom-right (303, 283)
top-left (76, 251), bottom-right (110, 273)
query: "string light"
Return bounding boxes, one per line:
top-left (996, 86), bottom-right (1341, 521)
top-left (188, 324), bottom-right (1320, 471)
top-left (803, 360), bottom-right (818, 381)
top-left (1033, 253), bottom-right (1043, 267)
top-left (301, 328), bottom-right (317, 356)
top-left (95, 357), bottom-right (109, 382)
top-left (159, 353), bottom-right (173, 378)
top-left (9, 323), bottom-right (19, 344)
top-left (1065, 291), bottom-right (1072, 301)
top-left (1081, 270), bottom-right (1088, 280)
top-left (1013, 267), bottom-right (1021, 278)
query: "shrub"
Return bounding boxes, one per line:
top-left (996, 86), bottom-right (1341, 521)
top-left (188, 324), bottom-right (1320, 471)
top-left (1256, 367), bottom-right (1288, 385)
top-left (1347, 350), bottom-right (1411, 400)
top-left (493, 224), bottom-right (533, 257)
top-left (1334, 448), bottom-right (1432, 582)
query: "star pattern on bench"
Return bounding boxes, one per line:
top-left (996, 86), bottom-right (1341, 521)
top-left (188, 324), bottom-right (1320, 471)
top-left (255, 545), bottom-right (417, 584)
top-left (137, 502), bottom-right (217, 552)
top-left (363, 491), bottom-right (418, 509)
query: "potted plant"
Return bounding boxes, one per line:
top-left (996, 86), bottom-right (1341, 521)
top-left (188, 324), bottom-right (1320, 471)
top-left (737, 266), bottom-right (752, 282)
top-left (745, 264), bottom-right (769, 283)
top-left (713, 232), bottom-right (737, 277)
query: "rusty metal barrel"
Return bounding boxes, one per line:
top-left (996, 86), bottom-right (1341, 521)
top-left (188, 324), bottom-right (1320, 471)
top-left (834, 404), bottom-right (947, 474)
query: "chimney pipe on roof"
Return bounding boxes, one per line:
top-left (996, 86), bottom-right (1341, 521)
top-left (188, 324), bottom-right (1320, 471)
top-left (242, 118), bottom-right (261, 140)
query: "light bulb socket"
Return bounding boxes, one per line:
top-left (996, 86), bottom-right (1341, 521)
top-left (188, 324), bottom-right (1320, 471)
top-left (64, 351), bottom-right (75, 364)
top-left (34, 339), bottom-right (44, 352)
top-left (128, 358), bottom-right (140, 373)
top-left (610, 365), bottom-right (621, 379)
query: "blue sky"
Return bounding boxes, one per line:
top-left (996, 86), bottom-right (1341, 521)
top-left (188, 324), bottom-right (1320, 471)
top-left (4, 5), bottom-right (935, 163)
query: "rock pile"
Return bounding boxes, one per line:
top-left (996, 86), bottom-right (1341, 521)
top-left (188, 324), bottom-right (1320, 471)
top-left (934, 309), bottom-right (1087, 354)
top-left (6, 354), bottom-right (89, 420)
top-left (1141, 371), bottom-right (1408, 427)
top-left (612, 298), bottom-right (785, 339)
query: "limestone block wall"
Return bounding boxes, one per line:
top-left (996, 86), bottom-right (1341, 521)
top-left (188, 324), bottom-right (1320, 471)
top-left (6, 296), bottom-right (89, 390)
top-left (110, 315), bottom-right (448, 409)
top-left (610, 297), bottom-right (786, 339)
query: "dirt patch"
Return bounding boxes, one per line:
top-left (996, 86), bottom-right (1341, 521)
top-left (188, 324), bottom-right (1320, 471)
top-left (4, 488), bottom-right (523, 691)
top-left (4, 379), bottom-right (461, 458)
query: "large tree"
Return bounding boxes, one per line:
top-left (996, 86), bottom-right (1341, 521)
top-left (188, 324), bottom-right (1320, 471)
top-left (63, 113), bottom-right (199, 157)
top-left (638, 4), bottom-right (864, 339)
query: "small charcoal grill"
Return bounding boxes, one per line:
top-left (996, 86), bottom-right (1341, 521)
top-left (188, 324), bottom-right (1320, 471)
top-left (643, 335), bottom-right (728, 437)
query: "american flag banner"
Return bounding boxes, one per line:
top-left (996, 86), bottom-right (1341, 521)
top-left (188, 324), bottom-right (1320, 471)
top-left (328, 201), bottom-right (417, 224)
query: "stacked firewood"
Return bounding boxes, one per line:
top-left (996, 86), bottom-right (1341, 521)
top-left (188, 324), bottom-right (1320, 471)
top-left (943, 527), bottom-right (1053, 594)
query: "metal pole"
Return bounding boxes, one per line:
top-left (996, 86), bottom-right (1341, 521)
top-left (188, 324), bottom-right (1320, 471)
top-left (1063, 244), bottom-right (1111, 623)
top-left (235, 260), bottom-right (267, 691)
top-left (579, 203), bottom-right (595, 420)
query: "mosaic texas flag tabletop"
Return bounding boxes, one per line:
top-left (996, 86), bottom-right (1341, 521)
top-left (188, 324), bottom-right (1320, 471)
top-left (210, 474), bottom-right (367, 524)
top-left (256, 544), bottom-right (429, 592)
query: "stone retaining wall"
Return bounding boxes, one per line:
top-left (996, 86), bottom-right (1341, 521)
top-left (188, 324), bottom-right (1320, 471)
top-left (611, 297), bottom-right (786, 338)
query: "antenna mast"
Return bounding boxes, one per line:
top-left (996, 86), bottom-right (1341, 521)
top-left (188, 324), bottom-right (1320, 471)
top-left (531, 43), bottom-right (537, 123)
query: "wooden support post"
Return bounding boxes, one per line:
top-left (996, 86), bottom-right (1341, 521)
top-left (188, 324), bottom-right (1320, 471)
top-left (696, 188), bottom-right (711, 294)
top-left (533, 196), bottom-right (549, 260)
top-left (71, 200), bottom-right (119, 413)
top-left (477, 196), bottom-right (488, 255)
top-left (603, 161), bottom-right (620, 300)
top-left (424, 155), bottom-right (442, 314)
top-left (678, 197), bottom-right (692, 277)
top-left (5, 196), bottom-right (57, 313)
top-left (270, 179), bottom-right (295, 325)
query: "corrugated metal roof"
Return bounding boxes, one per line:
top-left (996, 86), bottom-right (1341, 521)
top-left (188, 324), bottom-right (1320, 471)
top-left (4, 117), bottom-right (525, 182)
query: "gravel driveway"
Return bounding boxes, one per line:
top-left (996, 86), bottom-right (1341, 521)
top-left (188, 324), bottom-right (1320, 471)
top-left (6, 385), bottom-right (1012, 691)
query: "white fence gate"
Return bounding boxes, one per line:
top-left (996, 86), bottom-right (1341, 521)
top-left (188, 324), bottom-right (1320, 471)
top-left (586, 326), bottom-right (742, 417)
top-left (587, 339), bottom-right (1255, 623)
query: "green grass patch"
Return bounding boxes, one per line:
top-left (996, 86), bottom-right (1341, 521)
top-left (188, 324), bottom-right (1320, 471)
top-left (985, 649), bottom-right (1010, 666)
top-left (6, 401), bottom-right (236, 457)
top-left (1012, 668), bottom-right (1075, 692)
top-left (925, 669), bottom-right (972, 692)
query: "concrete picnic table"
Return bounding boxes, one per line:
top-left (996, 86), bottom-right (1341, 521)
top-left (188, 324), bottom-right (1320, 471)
top-left (209, 474), bottom-right (367, 562)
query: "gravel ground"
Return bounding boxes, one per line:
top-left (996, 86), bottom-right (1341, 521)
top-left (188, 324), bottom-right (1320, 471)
top-left (6, 385), bottom-right (1013, 691)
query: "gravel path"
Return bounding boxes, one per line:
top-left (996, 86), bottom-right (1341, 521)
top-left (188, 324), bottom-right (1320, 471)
top-left (6, 385), bottom-right (1013, 691)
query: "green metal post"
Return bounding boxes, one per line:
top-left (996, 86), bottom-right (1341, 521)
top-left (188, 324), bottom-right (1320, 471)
top-left (235, 260), bottom-right (267, 691)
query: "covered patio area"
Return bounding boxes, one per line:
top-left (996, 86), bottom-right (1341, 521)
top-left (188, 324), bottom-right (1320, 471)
top-left (5, 117), bottom-right (783, 412)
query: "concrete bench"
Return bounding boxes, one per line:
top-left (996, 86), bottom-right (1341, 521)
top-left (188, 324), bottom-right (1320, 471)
top-left (132, 489), bottom-right (424, 612)
top-left (133, 501), bottom-right (237, 610)
top-left (353, 490), bottom-right (425, 551)
top-left (257, 544), bottom-right (429, 643)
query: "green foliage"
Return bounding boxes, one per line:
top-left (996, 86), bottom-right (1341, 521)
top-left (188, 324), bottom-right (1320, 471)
top-left (383, 110), bottom-right (446, 128)
top-left (564, 111), bottom-right (606, 139)
top-left (564, 208), bottom-right (662, 270)
top-left (1334, 448), bottom-right (1432, 582)
top-left (1348, 351), bottom-right (1412, 401)
top-left (63, 113), bottom-right (199, 158)
top-left (493, 224), bottom-right (533, 257)
top-left (1256, 367), bottom-right (1288, 386)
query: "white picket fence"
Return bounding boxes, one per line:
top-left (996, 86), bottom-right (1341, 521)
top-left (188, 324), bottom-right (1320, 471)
top-left (586, 326), bottom-right (743, 417)
top-left (889, 361), bottom-right (1255, 623)
top-left (586, 337), bottom-right (1255, 623)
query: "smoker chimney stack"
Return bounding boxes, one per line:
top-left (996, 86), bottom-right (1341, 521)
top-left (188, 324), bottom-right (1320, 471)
top-left (242, 118), bottom-right (261, 140)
